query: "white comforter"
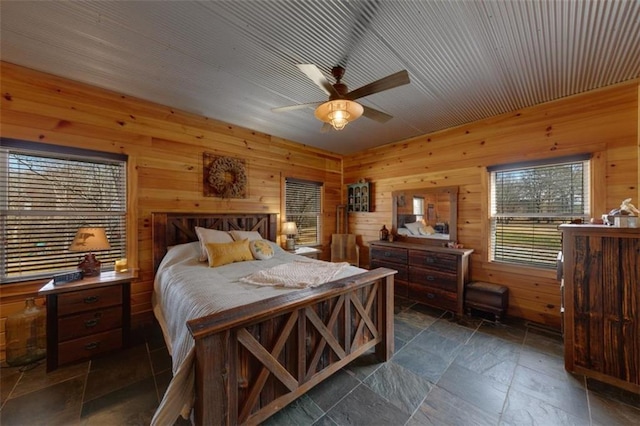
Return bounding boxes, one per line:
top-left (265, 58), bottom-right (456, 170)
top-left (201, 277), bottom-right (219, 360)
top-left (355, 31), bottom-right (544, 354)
top-left (151, 241), bottom-right (364, 425)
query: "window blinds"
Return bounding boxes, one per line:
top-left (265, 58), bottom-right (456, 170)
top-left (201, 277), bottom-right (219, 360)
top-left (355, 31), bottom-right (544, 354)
top-left (490, 158), bottom-right (589, 268)
top-left (285, 178), bottom-right (322, 246)
top-left (1, 143), bottom-right (127, 282)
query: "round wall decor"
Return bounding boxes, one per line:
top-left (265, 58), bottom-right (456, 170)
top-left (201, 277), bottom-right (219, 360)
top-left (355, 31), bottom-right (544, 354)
top-left (203, 153), bottom-right (247, 198)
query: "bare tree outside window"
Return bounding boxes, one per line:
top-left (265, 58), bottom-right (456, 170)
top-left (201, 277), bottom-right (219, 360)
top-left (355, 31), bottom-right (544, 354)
top-left (1, 143), bottom-right (126, 283)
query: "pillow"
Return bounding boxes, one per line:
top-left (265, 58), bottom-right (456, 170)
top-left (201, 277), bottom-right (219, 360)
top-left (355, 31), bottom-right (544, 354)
top-left (195, 227), bottom-right (234, 262)
top-left (397, 228), bottom-right (412, 236)
top-left (419, 225), bottom-right (436, 235)
top-left (205, 239), bottom-right (253, 267)
top-left (249, 239), bottom-right (275, 260)
top-left (229, 230), bottom-right (264, 242)
top-left (397, 228), bottom-right (411, 236)
top-left (404, 221), bottom-right (423, 235)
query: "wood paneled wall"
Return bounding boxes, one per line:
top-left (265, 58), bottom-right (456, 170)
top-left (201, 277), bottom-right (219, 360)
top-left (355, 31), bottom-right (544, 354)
top-left (344, 80), bottom-right (640, 328)
top-left (0, 61), bottom-right (638, 360)
top-left (0, 61), bottom-right (343, 359)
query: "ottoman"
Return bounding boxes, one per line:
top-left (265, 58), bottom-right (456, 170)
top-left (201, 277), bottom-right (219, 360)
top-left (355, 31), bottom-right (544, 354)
top-left (465, 281), bottom-right (509, 322)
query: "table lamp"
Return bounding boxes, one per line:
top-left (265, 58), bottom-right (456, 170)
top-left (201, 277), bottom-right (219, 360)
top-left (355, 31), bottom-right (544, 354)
top-left (282, 222), bottom-right (298, 251)
top-left (69, 227), bottom-right (111, 277)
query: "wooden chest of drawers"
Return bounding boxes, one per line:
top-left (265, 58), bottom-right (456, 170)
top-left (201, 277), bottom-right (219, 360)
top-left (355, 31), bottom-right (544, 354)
top-left (370, 241), bottom-right (473, 315)
top-left (39, 271), bottom-right (134, 371)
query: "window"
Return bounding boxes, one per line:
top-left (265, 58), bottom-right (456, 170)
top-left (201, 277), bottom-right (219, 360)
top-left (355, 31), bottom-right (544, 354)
top-left (489, 155), bottom-right (590, 269)
top-left (1, 139), bottom-right (127, 283)
top-left (285, 178), bottom-right (322, 246)
top-left (413, 196), bottom-right (425, 221)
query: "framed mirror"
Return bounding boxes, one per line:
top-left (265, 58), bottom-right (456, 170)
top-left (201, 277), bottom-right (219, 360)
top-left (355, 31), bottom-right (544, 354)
top-left (392, 186), bottom-right (458, 245)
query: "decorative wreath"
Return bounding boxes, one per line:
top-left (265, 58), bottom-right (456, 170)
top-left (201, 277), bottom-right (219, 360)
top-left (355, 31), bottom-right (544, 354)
top-left (206, 156), bottom-right (247, 198)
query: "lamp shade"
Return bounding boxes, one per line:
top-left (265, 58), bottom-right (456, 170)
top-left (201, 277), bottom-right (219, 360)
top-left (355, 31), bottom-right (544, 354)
top-left (69, 227), bottom-right (111, 252)
top-left (282, 222), bottom-right (298, 236)
top-left (314, 100), bottom-right (364, 130)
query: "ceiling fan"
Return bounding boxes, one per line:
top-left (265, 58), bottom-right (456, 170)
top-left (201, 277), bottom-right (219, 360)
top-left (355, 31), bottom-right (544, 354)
top-left (272, 64), bottom-right (410, 131)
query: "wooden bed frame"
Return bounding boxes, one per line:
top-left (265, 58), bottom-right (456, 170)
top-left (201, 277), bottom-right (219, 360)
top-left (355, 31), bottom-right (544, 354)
top-left (152, 212), bottom-right (396, 425)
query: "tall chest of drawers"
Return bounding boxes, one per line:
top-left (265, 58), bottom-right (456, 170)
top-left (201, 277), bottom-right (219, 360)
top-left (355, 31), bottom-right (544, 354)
top-left (39, 271), bottom-right (134, 371)
top-left (370, 241), bottom-right (473, 315)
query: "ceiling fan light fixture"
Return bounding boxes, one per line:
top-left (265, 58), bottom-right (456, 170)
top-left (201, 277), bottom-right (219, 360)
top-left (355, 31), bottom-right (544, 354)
top-left (314, 100), bottom-right (364, 131)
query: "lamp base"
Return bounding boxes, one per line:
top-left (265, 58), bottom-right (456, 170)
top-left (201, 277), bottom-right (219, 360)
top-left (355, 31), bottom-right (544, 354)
top-left (78, 253), bottom-right (101, 277)
top-left (285, 238), bottom-right (295, 251)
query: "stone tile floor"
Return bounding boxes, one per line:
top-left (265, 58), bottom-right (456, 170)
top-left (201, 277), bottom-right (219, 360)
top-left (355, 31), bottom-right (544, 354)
top-left (1, 299), bottom-right (639, 425)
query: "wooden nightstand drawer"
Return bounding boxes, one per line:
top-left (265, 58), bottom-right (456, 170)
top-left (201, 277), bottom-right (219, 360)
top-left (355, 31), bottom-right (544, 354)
top-left (40, 271), bottom-right (134, 371)
top-left (58, 306), bottom-right (123, 341)
top-left (58, 328), bottom-right (122, 366)
top-left (58, 285), bottom-right (122, 316)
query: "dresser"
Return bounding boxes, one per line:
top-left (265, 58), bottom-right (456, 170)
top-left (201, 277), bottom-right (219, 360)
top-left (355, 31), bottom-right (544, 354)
top-left (560, 225), bottom-right (639, 393)
top-left (369, 241), bottom-right (473, 315)
top-left (39, 271), bottom-right (134, 371)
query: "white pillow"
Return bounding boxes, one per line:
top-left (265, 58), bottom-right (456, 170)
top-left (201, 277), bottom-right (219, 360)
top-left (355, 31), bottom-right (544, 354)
top-left (195, 227), bottom-right (234, 262)
top-left (397, 228), bottom-right (412, 236)
top-left (229, 230), bottom-right (264, 242)
top-left (404, 221), bottom-right (423, 235)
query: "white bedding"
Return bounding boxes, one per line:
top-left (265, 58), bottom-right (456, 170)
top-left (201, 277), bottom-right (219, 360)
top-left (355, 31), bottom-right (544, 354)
top-left (151, 241), bottom-right (364, 425)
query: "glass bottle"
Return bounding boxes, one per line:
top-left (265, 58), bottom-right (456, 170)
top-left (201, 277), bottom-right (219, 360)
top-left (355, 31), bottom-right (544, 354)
top-left (379, 225), bottom-right (389, 241)
top-left (6, 298), bottom-right (47, 366)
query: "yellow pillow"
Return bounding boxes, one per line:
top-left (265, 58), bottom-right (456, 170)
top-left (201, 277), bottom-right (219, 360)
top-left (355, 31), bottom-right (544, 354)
top-left (205, 239), bottom-right (253, 267)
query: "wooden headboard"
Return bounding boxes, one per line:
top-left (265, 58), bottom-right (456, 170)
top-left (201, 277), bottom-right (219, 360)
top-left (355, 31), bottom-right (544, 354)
top-left (152, 212), bottom-right (278, 272)
top-left (397, 214), bottom-right (417, 229)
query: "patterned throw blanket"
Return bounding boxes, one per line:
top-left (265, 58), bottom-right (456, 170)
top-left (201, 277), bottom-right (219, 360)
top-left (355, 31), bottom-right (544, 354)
top-left (240, 259), bottom-right (350, 288)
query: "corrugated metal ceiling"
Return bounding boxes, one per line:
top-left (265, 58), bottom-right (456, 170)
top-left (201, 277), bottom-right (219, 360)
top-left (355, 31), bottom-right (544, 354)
top-left (1, 0), bottom-right (639, 155)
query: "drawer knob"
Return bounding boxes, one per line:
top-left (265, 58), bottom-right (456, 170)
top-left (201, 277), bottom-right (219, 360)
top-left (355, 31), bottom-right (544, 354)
top-left (85, 341), bottom-right (101, 351)
top-left (425, 257), bottom-right (435, 264)
top-left (427, 275), bottom-right (435, 281)
top-left (384, 251), bottom-right (391, 257)
top-left (427, 293), bottom-right (435, 299)
top-left (84, 318), bottom-right (100, 328)
top-left (83, 296), bottom-right (100, 304)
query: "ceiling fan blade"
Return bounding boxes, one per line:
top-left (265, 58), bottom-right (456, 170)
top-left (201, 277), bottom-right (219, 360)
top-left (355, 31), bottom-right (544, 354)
top-left (272, 101), bottom-right (323, 113)
top-left (297, 64), bottom-right (340, 98)
top-left (345, 70), bottom-right (410, 100)
top-left (362, 105), bottom-right (393, 123)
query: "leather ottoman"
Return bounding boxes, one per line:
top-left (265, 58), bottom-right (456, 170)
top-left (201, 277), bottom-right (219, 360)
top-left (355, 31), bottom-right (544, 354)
top-left (465, 281), bottom-right (509, 322)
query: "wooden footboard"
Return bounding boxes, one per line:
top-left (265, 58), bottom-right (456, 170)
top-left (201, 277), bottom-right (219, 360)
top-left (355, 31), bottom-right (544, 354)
top-left (187, 268), bottom-right (396, 426)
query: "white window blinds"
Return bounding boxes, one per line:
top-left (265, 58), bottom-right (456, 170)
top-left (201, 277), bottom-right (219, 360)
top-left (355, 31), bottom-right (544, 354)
top-left (285, 178), bottom-right (322, 246)
top-left (1, 140), bottom-right (127, 282)
top-left (489, 156), bottom-right (590, 268)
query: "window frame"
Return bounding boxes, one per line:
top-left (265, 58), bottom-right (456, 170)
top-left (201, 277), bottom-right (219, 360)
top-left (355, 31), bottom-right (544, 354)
top-left (284, 177), bottom-right (323, 247)
top-left (1, 138), bottom-right (128, 283)
top-left (488, 154), bottom-right (591, 270)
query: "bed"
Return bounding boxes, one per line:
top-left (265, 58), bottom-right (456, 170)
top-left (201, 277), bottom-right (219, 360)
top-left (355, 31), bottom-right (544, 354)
top-left (150, 212), bottom-right (396, 425)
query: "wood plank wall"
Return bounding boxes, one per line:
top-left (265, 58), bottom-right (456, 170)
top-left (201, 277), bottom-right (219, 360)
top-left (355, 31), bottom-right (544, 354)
top-left (0, 61), bottom-right (638, 360)
top-left (0, 61), bottom-right (343, 361)
top-left (344, 80), bottom-right (640, 328)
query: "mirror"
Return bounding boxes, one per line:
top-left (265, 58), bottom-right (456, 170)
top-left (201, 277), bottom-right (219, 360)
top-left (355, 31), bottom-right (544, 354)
top-left (392, 186), bottom-right (458, 244)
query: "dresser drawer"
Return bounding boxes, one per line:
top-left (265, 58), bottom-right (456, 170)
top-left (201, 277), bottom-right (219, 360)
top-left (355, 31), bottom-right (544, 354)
top-left (409, 267), bottom-right (457, 292)
top-left (409, 250), bottom-right (457, 273)
top-left (58, 286), bottom-right (122, 316)
top-left (370, 259), bottom-right (408, 281)
top-left (371, 246), bottom-right (408, 264)
top-left (58, 306), bottom-right (123, 342)
top-left (58, 328), bottom-right (122, 366)
top-left (408, 283), bottom-right (457, 312)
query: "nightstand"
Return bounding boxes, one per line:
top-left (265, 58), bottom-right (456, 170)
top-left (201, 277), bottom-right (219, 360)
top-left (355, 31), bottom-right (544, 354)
top-left (38, 270), bottom-right (135, 371)
top-left (292, 246), bottom-right (321, 259)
